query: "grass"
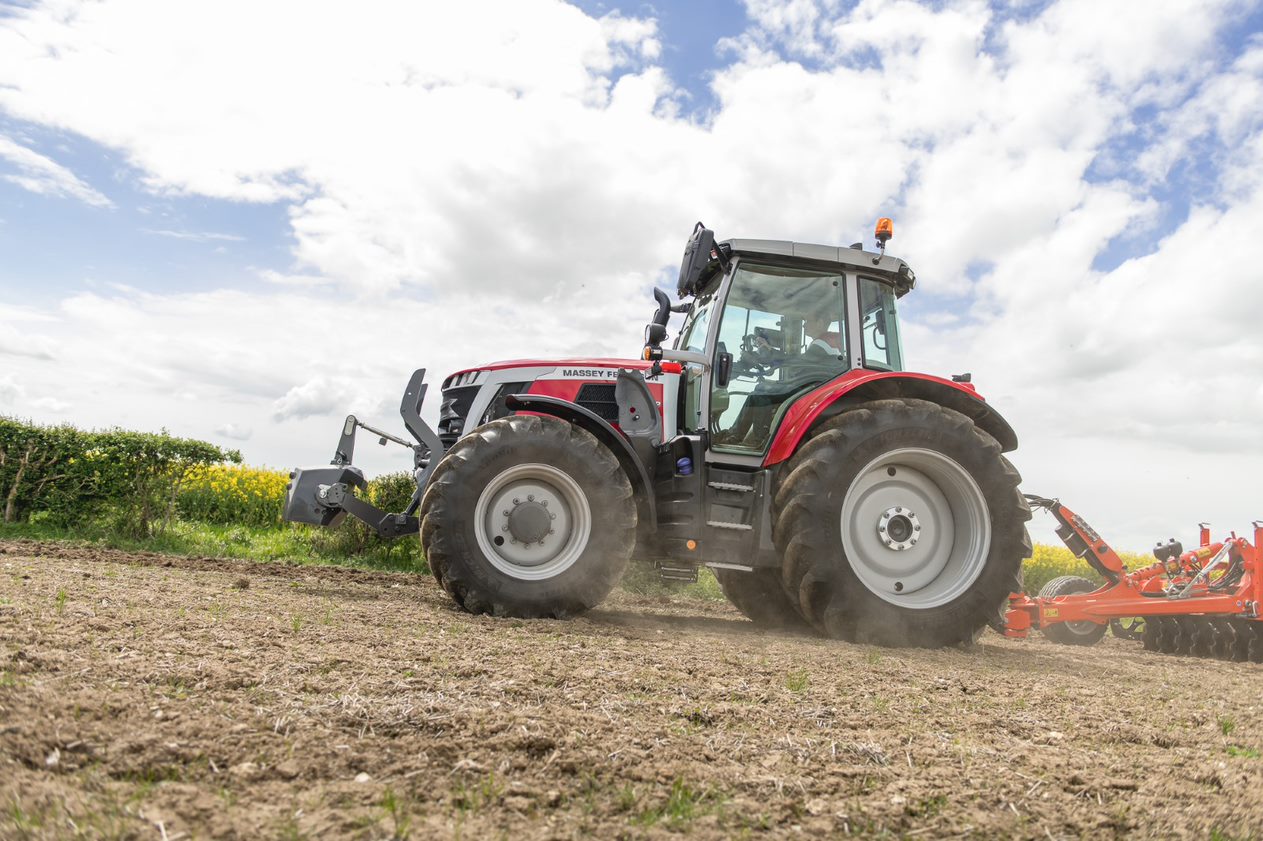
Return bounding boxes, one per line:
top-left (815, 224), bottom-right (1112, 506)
top-left (380, 788), bottom-right (414, 840)
top-left (450, 772), bottom-right (505, 819)
top-left (631, 777), bottom-right (721, 827)
top-left (785, 668), bottom-right (810, 693)
top-left (0, 517), bottom-right (426, 574)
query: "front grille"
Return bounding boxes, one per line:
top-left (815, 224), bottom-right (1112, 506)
top-left (576, 383), bottom-right (619, 422)
top-left (438, 386), bottom-right (480, 447)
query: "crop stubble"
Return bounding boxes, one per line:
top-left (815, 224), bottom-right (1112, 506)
top-left (1, 539), bottom-right (1260, 839)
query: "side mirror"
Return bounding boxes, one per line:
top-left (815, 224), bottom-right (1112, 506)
top-left (677, 223), bottom-right (716, 297)
top-left (716, 351), bottom-right (733, 388)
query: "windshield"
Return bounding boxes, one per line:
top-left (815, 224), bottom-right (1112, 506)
top-left (676, 294), bottom-right (713, 353)
top-left (710, 263), bottom-right (849, 453)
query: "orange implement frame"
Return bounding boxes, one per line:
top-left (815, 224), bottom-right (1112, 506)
top-left (1004, 496), bottom-right (1263, 640)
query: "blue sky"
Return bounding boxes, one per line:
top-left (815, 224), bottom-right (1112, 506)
top-left (2, 0), bottom-right (1263, 549)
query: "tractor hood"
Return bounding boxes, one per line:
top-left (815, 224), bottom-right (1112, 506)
top-left (442, 357), bottom-right (653, 388)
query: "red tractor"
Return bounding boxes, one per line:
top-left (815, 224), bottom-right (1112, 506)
top-left (284, 222), bottom-right (1031, 647)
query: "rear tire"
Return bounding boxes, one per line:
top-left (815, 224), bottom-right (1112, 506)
top-left (419, 415), bottom-right (636, 618)
top-left (774, 398), bottom-right (1030, 647)
top-left (1039, 575), bottom-right (1107, 646)
top-left (713, 568), bottom-right (810, 631)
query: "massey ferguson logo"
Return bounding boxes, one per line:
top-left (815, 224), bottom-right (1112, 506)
top-left (560, 368), bottom-right (618, 379)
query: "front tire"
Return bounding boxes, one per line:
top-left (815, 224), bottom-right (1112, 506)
top-left (419, 415), bottom-right (636, 618)
top-left (774, 398), bottom-right (1030, 647)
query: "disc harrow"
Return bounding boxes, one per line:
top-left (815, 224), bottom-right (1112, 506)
top-left (1003, 497), bottom-right (1262, 662)
top-left (1140, 616), bottom-right (1262, 662)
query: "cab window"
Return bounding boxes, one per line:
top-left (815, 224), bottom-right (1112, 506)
top-left (859, 277), bottom-right (903, 371)
top-left (677, 294), bottom-right (714, 432)
top-left (710, 264), bottom-right (848, 453)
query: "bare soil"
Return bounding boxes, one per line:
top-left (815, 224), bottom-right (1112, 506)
top-left (1, 538), bottom-right (1260, 840)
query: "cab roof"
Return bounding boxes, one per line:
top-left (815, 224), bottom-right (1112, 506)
top-left (722, 238), bottom-right (916, 297)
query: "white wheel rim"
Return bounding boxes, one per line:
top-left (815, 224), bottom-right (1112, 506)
top-left (473, 463), bottom-right (592, 581)
top-left (840, 447), bottom-right (991, 608)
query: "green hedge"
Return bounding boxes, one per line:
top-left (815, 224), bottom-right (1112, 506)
top-left (0, 416), bottom-right (240, 537)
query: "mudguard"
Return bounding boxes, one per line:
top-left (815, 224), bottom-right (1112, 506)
top-left (764, 370), bottom-right (1019, 466)
top-left (505, 393), bottom-right (657, 530)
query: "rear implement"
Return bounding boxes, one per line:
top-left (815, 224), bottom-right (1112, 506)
top-left (1004, 495), bottom-right (1263, 661)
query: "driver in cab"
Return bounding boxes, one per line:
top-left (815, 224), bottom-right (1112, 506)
top-left (716, 309), bottom-right (846, 448)
top-left (803, 312), bottom-right (843, 359)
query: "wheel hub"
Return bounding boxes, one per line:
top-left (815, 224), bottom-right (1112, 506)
top-left (840, 448), bottom-right (991, 608)
top-left (877, 507), bottom-right (920, 551)
top-left (507, 499), bottom-right (552, 544)
top-left (474, 463), bottom-right (591, 581)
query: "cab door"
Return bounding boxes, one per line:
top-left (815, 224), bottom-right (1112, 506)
top-left (708, 262), bottom-right (850, 456)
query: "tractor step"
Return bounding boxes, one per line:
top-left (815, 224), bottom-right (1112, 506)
top-left (708, 481), bottom-right (754, 493)
top-left (656, 562), bottom-right (699, 583)
top-left (706, 520), bottom-right (753, 531)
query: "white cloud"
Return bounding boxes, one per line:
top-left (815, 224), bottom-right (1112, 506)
top-left (1, 0), bottom-right (1261, 549)
top-left (0, 374), bottom-right (68, 415)
top-left (214, 422), bottom-right (253, 441)
top-left (0, 330), bottom-right (56, 360)
top-left (143, 229), bottom-right (245, 242)
top-left (0, 374), bottom-right (20, 405)
top-left (272, 377), bottom-right (357, 422)
top-left (29, 396), bottom-right (71, 413)
top-left (0, 133), bottom-right (113, 207)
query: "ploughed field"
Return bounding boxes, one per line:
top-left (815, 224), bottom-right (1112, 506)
top-left (1, 539), bottom-right (1260, 840)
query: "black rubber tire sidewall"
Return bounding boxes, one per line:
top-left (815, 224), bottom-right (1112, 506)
top-left (713, 568), bottom-right (811, 631)
top-left (1039, 575), bottom-right (1107, 646)
top-left (774, 398), bottom-right (1030, 647)
top-left (419, 415), bottom-right (636, 618)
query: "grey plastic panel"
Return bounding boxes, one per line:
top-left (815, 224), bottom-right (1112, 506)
top-left (615, 369), bottom-right (662, 449)
top-left (791, 242), bottom-right (842, 263)
top-left (723, 238), bottom-right (913, 287)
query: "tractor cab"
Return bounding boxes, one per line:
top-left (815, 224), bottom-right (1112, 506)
top-left (647, 222), bottom-right (914, 458)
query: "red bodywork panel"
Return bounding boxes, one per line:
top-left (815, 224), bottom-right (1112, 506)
top-left (449, 357), bottom-right (657, 377)
top-left (526, 378), bottom-right (664, 407)
top-left (763, 370), bottom-right (989, 467)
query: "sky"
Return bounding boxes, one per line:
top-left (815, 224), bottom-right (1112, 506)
top-left (2, 0), bottom-right (1262, 551)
